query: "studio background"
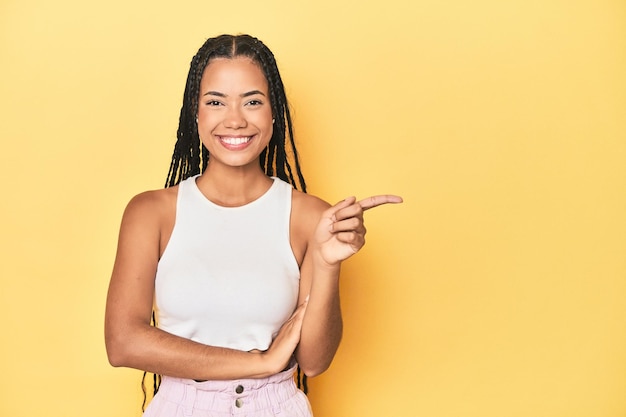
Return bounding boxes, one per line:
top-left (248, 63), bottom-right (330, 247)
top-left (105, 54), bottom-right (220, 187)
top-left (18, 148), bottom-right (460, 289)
top-left (1, 1), bottom-right (625, 416)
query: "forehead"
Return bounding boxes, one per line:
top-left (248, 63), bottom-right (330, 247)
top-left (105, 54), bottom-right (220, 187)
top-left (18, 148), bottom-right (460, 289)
top-left (200, 57), bottom-right (268, 92)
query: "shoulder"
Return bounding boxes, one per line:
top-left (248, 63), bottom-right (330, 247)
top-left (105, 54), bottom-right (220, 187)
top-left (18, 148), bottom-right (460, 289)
top-left (121, 186), bottom-right (178, 228)
top-left (290, 188), bottom-right (330, 240)
top-left (115, 186), bottom-right (179, 259)
top-left (125, 186), bottom-right (177, 212)
top-left (291, 188), bottom-right (330, 217)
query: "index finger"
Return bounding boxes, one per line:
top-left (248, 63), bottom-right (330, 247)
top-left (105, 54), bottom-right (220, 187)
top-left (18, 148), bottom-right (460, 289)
top-left (358, 195), bottom-right (404, 211)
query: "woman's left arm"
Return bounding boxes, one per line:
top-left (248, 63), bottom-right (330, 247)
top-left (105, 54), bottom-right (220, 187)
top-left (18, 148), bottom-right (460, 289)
top-left (294, 195), bottom-right (403, 376)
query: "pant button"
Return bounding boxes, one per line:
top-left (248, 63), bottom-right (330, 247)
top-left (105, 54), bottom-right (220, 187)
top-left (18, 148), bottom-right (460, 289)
top-left (235, 385), bottom-right (244, 394)
top-left (235, 398), bottom-right (244, 408)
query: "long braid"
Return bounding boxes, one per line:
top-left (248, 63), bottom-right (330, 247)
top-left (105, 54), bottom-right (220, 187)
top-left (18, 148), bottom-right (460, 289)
top-left (165, 47), bottom-right (211, 187)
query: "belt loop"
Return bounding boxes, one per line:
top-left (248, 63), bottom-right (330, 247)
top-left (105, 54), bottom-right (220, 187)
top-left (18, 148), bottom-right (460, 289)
top-left (182, 384), bottom-right (196, 416)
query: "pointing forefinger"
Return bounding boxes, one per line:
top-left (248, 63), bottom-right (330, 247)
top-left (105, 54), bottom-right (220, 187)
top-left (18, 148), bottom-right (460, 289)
top-left (358, 195), bottom-right (404, 211)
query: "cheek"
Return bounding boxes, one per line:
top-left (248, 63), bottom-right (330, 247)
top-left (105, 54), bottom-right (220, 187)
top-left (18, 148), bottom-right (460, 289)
top-left (249, 111), bottom-right (272, 133)
top-left (262, 120), bottom-right (274, 140)
top-left (197, 113), bottom-right (219, 132)
top-left (267, 125), bottom-right (274, 141)
top-left (259, 110), bottom-right (274, 132)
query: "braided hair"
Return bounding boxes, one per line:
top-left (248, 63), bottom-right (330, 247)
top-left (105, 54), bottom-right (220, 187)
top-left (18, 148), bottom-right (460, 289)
top-left (142, 35), bottom-right (308, 411)
top-left (164, 34), bottom-right (306, 192)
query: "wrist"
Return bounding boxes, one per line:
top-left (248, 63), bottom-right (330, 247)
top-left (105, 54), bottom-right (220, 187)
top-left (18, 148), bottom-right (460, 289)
top-left (311, 248), bottom-right (342, 272)
top-left (258, 350), bottom-right (289, 377)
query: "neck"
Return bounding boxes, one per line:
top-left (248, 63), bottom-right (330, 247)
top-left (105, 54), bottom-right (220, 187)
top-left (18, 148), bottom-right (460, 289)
top-left (195, 163), bottom-right (273, 207)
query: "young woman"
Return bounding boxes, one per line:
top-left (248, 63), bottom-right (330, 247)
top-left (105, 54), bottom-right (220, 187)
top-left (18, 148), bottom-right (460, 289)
top-left (105, 34), bottom-right (401, 417)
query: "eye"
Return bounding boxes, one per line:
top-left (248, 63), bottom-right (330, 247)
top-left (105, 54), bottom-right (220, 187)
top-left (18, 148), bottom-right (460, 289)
top-left (245, 99), bottom-right (263, 106)
top-left (205, 100), bottom-right (223, 106)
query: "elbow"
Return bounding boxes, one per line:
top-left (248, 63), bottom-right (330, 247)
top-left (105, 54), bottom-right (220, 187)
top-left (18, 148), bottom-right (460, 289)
top-left (106, 347), bottom-right (126, 368)
top-left (300, 368), bottom-right (323, 378)
top-left (105, 316), bottom-right (154, 369)
top-left (298, 360), bottom-right (332, 378)
top-left (105, 329), bottom-right (135, 368)
top-left (297, 333), bottom-right (342, 377)
top-left (105, 339), bottom-right (126, 367)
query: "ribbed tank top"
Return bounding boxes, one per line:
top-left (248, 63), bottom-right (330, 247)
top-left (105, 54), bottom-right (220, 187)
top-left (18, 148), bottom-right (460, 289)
top-left (154, 175), bottom-right (301, 352)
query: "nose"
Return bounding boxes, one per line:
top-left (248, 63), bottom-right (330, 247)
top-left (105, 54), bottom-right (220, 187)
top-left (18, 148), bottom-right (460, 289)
top-left (223, 106), bottom-right (247, 129)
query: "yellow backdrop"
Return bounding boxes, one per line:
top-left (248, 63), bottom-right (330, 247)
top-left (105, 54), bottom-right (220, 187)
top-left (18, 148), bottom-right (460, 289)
top-left (1, 0), bottom-right (625, 416)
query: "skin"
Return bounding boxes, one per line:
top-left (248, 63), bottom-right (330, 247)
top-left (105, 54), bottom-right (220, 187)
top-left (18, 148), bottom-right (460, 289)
top-left (104, 57), bottom-right (402, 381)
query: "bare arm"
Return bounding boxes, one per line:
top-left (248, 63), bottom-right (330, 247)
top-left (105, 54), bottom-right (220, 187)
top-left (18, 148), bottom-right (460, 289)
top-left (295, 239), bottom-right (343, 377)
top-left (104, 191), bottom-right (302, 380)
top-left (294, 194), bottom-right (403, 377)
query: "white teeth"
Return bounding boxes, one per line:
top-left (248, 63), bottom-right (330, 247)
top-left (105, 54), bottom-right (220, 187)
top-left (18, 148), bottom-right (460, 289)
top-left (221, 136), bottom-right (251, 145)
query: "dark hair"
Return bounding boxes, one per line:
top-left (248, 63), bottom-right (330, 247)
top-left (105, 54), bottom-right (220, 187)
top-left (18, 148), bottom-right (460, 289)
top-left (164, 34), bottom-right (306, 192)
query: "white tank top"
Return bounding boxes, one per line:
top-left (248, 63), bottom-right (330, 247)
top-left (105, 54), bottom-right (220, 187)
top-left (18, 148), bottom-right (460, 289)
top-left (154, 175), bottom-right (301, 351)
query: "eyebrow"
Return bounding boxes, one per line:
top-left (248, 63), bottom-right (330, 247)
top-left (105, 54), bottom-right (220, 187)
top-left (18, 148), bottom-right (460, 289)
top-left (202, 90), bottom-right (266, 98)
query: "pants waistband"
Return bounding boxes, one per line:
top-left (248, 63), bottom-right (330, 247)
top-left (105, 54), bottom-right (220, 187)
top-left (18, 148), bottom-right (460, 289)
top-left (156, 365), bottom-right (299, 415)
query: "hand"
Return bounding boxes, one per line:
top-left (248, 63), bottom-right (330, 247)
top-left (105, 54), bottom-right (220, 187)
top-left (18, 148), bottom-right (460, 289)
top-left (314, 195), bottom-right (403, 266)
top-left (262, 297), bottom-right (308, 373)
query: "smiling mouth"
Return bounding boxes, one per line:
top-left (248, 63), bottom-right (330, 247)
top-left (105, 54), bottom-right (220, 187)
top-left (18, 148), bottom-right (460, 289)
top-left (220, 136), bottom-right (252, 145)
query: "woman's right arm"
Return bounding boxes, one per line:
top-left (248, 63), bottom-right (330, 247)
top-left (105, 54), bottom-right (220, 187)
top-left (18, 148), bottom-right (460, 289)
top-left (104, 190), bottom-right (303, 380)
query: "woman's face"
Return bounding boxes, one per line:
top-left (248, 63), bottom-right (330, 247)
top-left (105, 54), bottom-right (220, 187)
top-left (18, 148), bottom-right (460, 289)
top-left (197, 57), bottom-right (273, 170)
